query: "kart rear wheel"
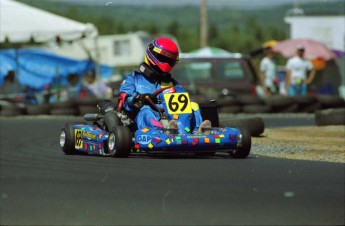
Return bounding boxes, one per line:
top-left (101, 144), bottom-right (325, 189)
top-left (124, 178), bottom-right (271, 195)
top-left (106, 126), bottom-right (132, 158)
top-left (60, 123), bottom-right (77, 155)
top-left (104, 111), bottom-right (121, 131)
top-left (229, 128), bottom-right (251, 159)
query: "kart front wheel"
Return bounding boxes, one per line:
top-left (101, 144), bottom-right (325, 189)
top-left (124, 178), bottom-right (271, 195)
top-left (106, 126), bottom-right (132, 158)
top-left (60, 123), bottom-right (77, 155)
top-left (229, 128), bottom-right (251, 159)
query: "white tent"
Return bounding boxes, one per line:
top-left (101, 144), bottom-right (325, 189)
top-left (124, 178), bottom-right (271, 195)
top-left (0, 0), bottom-right (98, 43)
top-left (181, 47), bottom-right (242, 58)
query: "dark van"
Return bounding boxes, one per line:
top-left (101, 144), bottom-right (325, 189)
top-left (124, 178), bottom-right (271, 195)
top-left (171, 55), bottom-right (259, 99)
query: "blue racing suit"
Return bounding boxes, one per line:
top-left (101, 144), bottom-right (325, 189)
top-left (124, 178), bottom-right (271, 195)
top-left (119, 68), bottom-right (203, 132)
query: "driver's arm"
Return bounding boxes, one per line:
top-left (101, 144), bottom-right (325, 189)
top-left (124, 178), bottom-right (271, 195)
top-left (119, 75), bottom-right (157, 111)
top-left (119, 75), bottom-right (137, 112)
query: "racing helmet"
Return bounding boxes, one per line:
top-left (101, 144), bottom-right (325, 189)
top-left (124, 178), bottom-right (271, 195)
top-left (144, 37), bottom-right (179, 73)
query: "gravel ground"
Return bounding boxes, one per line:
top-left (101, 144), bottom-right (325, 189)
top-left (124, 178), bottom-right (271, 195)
top-left (251, 125), bottom-right (345, 163)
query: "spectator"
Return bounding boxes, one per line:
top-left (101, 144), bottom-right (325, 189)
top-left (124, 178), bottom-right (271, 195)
top-left (0, 70), bottom-right (24, 102)
top-left (285, 46), bottom-right (316, 96)
top-left (259, 47), bottom-right (278, 96)
top-left (82, 70), bottom-right (112, 99)
top-left (59, 73), bottom-right (81, 101)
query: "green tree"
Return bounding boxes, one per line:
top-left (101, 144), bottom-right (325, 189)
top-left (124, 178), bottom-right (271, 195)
top-left (146, 21), bottom-right (159, 36)
top-left (208, 23), bottom-right (219, 44)
top-left (167, 20), bottom-right (180, 37)
top-left (96, 16), bottom-right (114, 34)
top-left (176, 28), bottom-right (199, 52)
top-left (116, 22), bottom-right (126, 34)
top-left (131, 24), bottom-right (139, 32)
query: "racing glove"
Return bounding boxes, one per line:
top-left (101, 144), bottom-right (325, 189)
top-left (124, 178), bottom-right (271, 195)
top-left (128, 93), bottom-right (158, 109)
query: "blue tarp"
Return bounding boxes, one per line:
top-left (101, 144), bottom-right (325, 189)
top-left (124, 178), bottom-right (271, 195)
top-left (0, 49), bottom-right (114, 90)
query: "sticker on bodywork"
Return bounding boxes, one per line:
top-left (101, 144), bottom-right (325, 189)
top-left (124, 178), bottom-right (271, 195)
top-left (75, 129), bottom-right (83, 149)
top-left (83, 131), bottom-right (96, 139)
top-left (137, 135), bottom-right (152, 145)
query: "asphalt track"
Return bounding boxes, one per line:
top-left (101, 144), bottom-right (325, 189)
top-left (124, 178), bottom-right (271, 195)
top-left (0, 116), bottom-right (344, 226)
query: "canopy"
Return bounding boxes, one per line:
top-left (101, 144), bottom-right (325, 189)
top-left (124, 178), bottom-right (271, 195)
top-left (0, 49), bottom-right (114, 89)
top-left (182, 47), bottom-right (240, 58)
top-left (0, 0), bottom-right (97, 43)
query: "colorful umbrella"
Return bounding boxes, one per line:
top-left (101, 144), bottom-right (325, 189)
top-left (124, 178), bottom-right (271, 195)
top-left (273, 38), bottom-right (336, 61)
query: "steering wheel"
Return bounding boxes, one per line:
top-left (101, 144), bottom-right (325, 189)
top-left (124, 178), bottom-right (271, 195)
top-left (145, 86), bottom-right (174, 115)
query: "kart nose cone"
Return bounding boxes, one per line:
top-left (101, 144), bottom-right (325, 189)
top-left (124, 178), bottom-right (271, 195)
top-left (60, 130), bottom-right (66, 147)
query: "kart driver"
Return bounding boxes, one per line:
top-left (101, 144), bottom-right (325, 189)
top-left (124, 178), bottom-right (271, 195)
top-left (116, 37), bottom-right (211, 134)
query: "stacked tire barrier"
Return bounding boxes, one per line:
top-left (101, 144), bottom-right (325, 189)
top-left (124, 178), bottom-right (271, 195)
top-left (216, 94), bottom-right (345, 114)
top-left (199, 101), bottom-right (265, 137)
top-left (0, 98), bottom-right (101, 117)
top-left (220, 117), bottom-right (265, 137)
top-left (0, 102), bottom-right (26, 116)
top-left (1, 95), bottom-right (344, 131)
top-left (315, 108), bottom-right (345, 126)
top-left (1, 95), bottom-right (344, 116)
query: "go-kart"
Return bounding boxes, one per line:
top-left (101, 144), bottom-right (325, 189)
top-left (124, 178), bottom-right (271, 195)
top-left (59, 87), bottom-right (251, 158)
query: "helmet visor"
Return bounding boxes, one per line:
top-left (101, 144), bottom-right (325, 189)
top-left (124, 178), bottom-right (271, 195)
top-left (150, 46), bottom-right (179, 67)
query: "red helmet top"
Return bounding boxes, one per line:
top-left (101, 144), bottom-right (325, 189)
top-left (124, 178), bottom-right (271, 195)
top-left (145, 37), bottom-right (179, 73)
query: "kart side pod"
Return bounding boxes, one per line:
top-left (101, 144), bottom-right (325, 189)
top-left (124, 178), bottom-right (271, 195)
top-left (134, 127), bottom-right (244, 154)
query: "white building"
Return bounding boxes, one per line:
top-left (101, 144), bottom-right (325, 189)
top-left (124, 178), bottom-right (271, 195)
top-left (94, 31), bottom-right (152, 67)
top-left (43, 31), bottom-right (152, 68)
top-left (285, 15), bottom-right (345, 51)
top-left (44, 31), bottom-right (181, 70)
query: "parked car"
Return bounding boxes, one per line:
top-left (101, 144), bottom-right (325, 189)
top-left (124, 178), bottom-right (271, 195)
top-left (171, 55), bottom-right (259, 99)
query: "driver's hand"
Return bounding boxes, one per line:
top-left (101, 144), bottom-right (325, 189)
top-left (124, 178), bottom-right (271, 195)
top-left (130, 93), bottom-right (158, 109)
top-left (141, 93), bottom-right (158, 104)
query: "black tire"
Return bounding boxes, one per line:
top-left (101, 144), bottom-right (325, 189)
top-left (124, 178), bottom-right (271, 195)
top-left (299, 102), bottom-right (322, 113)
top-left (316, 95), bottom-right (345, 109)
top-left (60, 123), bottom-right (77, 155)
top-left (0, 109), bottom-right (21, 116)
top-left (229, 128), bottom-right (251, 159)
top-left (291, 95), bottom-right (317, 105)
top-left (242, 104), bottom-right (271, 113)
top-left (106, 126), bottom-right (132, 158)
top-left (51, 100), bottom-right (75, 108)
top-left (26, 104), bottom-right (51, 115)
top-left (78, 106), bottom-right (98, 115)
top-left (96, 99), bottom-right (120, 130)
top-left (263, 96), bottom-right (293, 108)
top-left (50, 108), bottom-right (78, 116)
top-left (75, 97), bottom-right (99, 106)
top-left (315, 108), bottom-right (345, 126)
top-left (221, 117), bottom-right (265, 137)
top-left (190, 95), bottom-right (209, 104)
top-left (219, 105), bottom-right (242, 114)
top-left (236, 95), bottom-right (263, 105)
top-left (216, 96), bottom-right (238, 107)
top-left (0, 103), bottom-right (23, 116)
top-left (279, 103), bottom-right (299, 113)
top-left (104, 111), bottom-right (121, 131)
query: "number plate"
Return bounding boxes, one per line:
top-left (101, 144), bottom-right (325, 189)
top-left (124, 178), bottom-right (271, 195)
top-left (75, 129), bottom-right (83, 149)
top-left (164, 92), bottom-right (192, 114)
